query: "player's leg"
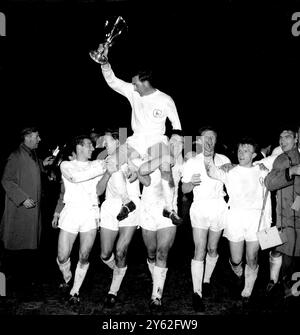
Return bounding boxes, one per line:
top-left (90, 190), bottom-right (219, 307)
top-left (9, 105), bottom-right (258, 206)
top-left (68, 228), bottom-right (97, 303)
top-left (57, 229), bottom-right (77, 293)
top-left (228, 240), bottom-right (244, 296)
top-left (100, 227), bottom-right (118, 270)
top-left (105, 226), bottom-right (137, 306)
top-left (139, 142), bottom-right (182, 225)
top-left (242, 241), bottom-right (260, 298)
top-left (108, 144), bottom-right (137, 221)
top-left (266, 250), bottom-right (282, 295)
top-left (149, 226), bottom-right (177, 308)
top-left (191, 227), bottom-right (208, 311)
top-left (141, 228), bottom-right (157, 281)
top-left (203, 229), bottom-right (223, 296)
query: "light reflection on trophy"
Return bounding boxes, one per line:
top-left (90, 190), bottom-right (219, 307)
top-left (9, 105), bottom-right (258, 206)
top-left (89, 16), bottom-right (128, 64)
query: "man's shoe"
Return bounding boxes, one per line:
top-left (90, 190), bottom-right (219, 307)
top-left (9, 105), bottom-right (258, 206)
top-left (104, 293), bottom-right (117, 308)
top-left (149, 297), bottom-right (162, 311)
top-left (117, 201), bottom-right (136, 221)
top-left (162, 209), bottom-right (183, 226)
top-left (68, 293), bottom-right (80, 306)
top-left (202, 282), bottom-right (212, 298)
top-left (59, 282), bottom-right (70, 300)
top-left (192, 293), bottom-right (205, 312)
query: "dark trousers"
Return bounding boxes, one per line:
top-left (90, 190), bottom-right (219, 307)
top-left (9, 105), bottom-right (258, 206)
top-left (2, 248), bottom-right (40, 292)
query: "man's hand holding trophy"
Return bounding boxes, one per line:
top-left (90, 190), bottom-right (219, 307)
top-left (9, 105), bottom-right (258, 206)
top-left (89, 16), bottom-right (127, 65)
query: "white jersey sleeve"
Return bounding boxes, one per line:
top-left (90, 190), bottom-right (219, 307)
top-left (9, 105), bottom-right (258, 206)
top-left (166, 97), bottom-right (181, 130)
top-left (60, 160), bottom-right (106, 183)
top-left (101, 64), bottom-right (133, 100)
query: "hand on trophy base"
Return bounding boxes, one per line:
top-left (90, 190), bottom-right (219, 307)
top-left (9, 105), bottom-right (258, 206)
top-left (89, 43), bottom-right (109, 65)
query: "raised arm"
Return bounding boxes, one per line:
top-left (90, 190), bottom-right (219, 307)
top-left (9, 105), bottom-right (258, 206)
top-left (60, 160), bottom-right (106, 183)
top-left (203, 156), bottom-right (227, 183)
top-left (97, 44), bottom-right (133, 98)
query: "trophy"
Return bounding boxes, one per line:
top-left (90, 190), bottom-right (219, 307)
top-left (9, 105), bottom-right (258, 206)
top-left (89, 16), bottom-right (128, 64)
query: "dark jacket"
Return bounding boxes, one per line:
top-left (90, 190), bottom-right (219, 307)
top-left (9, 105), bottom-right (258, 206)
top-left (265, 147), bottom-right (300, 256)
top-left (0, 144), bottom-right (43, 250)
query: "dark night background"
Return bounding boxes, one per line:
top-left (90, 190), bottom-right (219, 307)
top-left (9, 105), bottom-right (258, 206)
top-left (0, 0), bottom-right (299, 158)
top-left (0, 0), bottom-right (300, 326)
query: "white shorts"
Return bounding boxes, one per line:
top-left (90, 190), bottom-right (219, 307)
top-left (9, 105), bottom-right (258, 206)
top-left (100, 197), bottom-right (140, 231)
top-left (224, 208), bottom-right (270, 242)
top-left (58, 204), bottom-right (100, 234)
top-left (127, 134), bottom-right (169, 158)
top-left (139, 200), bottom-right (174, 231)
top-left (190, 199), bottom-right (228, 232)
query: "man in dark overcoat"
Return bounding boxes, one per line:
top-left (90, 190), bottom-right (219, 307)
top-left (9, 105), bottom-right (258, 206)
top-left (265, 126), bottom-right (300, 299)
top-left (0, 126), bottom-right (53, 295)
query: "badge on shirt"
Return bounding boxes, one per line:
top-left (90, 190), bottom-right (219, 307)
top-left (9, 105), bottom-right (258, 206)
top-left (153, 109), bottom-right (163, 118)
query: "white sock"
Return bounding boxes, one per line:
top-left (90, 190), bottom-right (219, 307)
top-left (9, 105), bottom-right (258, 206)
top-left (241, 264), bottom-right (259, 297)
top-left (152, 266), bottom-right (168, 300)
top-left (102, 253), bottom-right (116, 270)
top-left (147, 258), bottom-right (155, 281)
top-left (161, 178), bottom-right (175, 211)
top-left (191, 259), bottom-right (204, 297)
top-left (108, 266), bottom-right (127, 296)
top-left (70, 262), bottom-right (89, 296)
top-left (229, 259), bottom-right (243, 278)
top-left (203, 254), bottom-right (219, 283)
top-left (269, 253), bottom-right (282, 283)
top-left (57, 257), bottom-right (72, 284)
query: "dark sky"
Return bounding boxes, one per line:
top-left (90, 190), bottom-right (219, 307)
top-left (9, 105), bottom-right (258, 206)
top-left (0, 0), bottom-right (299, 158)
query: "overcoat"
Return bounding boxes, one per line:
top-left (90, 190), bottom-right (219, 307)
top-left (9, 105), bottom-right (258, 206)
top-left (0, 144), bottom-right (42, 250)
top-left (265, 147), bottom-right (300, 256)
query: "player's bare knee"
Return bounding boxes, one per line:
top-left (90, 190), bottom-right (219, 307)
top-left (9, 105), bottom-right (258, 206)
top-left (100, 251), bottom-right (112, 261)
top-left (57, 254), bottom-right (69, 264)
top-left (246, 256), bottom-right (258, 268)
top-left (79, 251), bottom-right (90, 264)
top-left (194, 246), bottom-right (206, 261)
top-left (230, 256), bottom-right (242, 266)
top-left (156, 248), bottom-right (169, 263)
top-left (207, 247), bottom-right (218, 257)
top-left (115, 247), bottom-right (128, 263)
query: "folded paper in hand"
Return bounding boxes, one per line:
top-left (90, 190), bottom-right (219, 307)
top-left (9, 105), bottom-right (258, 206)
top-left (257, 226), bottom-right (287, 250)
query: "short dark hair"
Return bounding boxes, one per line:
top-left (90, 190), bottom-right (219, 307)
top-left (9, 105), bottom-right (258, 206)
top-left (279, 127), bottom-right (297, 137)
top-left (71, 134), bottom-right (90, 152)
top-left (104, 128), bottom-right (119, 140)
top-left (198, 126), bottom-right (217, 137)
top-left (136, 69), bottom-right (153, 83)
top-left (20, 126), bottom-right (39, 141)
top-left (238, 137), bottom-right (258, 153)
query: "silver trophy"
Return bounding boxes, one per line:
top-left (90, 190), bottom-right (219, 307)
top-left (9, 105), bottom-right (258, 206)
top-left (89, 16), bottom-right (127, 64)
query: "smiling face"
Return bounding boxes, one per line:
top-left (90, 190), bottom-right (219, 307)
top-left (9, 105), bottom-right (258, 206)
top-left (78, 138), bottom-right (94, 160)
top-left (103, 133), bottom-right (119, 155)
top-left (237, 143), bottom-right (256, 167)
top-left (169, 134), bottom-right (184, 158)
top-left (279, 130), bottom-right (297, 152)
